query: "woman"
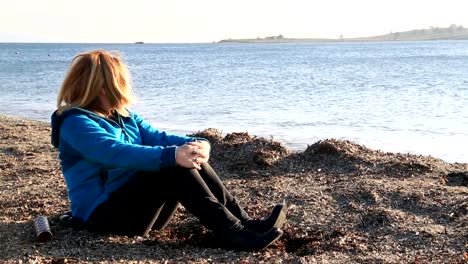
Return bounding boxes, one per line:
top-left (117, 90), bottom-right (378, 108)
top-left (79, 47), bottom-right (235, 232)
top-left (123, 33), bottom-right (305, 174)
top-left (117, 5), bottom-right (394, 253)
top-left (51, 49), bottom-right (287, 252)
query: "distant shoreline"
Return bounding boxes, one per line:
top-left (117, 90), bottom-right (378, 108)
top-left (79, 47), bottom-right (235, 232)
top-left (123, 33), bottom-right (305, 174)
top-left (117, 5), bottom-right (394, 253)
top-left (218, 25), bottom-right (468, 43)
top-left (2, 26), bottom-right (468, 45)
top-left (2, 38), bottom-right (468, 45)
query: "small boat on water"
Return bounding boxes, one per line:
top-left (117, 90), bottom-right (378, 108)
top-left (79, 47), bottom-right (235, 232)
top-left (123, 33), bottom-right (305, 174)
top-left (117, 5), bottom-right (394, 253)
top-left (134, 41), bottom-right (144, 44)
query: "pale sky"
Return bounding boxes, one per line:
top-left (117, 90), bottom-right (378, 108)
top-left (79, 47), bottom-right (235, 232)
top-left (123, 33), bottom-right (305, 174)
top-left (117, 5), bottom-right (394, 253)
top-left (1, 0), bottom-right (468, 43)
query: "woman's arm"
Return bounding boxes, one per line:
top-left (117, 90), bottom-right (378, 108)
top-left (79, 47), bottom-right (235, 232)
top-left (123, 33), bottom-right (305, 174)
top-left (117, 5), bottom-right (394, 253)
top-left (60, 114), bottom-right (177, 170)
top-left (133, 113), bottom-right (199, 147)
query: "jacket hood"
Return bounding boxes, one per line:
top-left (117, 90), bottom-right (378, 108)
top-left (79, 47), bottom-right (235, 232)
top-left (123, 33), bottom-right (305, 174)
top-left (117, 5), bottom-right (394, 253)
top-left (51, 108), bottom-right (98, 148)
top-left (51, 107), bottom-right (130, 148)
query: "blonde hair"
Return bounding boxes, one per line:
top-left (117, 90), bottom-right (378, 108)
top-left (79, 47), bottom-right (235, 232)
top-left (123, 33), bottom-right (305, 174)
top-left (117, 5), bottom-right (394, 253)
top-left (57, 49), bottom-right (135, 116)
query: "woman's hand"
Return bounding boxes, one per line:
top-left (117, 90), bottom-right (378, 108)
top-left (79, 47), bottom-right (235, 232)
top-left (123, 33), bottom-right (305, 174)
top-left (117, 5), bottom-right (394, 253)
top-left (175, 144), bottom-right (202, 170)
top-left (187, 140), bottom-right (210, 164)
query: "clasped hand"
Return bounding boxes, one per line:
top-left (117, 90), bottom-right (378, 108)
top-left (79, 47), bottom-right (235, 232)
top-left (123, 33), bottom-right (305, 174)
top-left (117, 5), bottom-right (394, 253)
top-left (175, 140), bottom-right (210, 170)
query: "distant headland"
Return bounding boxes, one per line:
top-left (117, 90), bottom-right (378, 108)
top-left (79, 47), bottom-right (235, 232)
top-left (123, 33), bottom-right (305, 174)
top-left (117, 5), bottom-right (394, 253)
top-left (218, 25), bottom-right (468, 43)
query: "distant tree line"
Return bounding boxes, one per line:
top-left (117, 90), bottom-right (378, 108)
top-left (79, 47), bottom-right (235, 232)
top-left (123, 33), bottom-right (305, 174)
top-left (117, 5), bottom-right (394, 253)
top-left (398, 24), bottom-right (465, 36)
top-left (257, 35), bottom-right (284, 40)
top-left (384, 24), bottom-right (467, 40)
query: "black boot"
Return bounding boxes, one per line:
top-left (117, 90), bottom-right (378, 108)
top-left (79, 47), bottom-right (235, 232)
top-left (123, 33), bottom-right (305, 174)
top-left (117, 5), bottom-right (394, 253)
top-left (218, 222), bottom-right (283, 252)
top-left (243, 203), bottom-right (287, 232)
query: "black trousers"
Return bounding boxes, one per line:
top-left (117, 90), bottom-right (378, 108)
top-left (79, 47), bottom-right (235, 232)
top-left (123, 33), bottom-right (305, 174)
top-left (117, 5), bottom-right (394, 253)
top-left (86, 163), bottom-right (251, 237)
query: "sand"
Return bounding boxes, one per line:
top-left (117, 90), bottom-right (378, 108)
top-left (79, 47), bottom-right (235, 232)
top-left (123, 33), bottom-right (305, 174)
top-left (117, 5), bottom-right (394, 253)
top-left (0, 114), bottom-right (466, 263)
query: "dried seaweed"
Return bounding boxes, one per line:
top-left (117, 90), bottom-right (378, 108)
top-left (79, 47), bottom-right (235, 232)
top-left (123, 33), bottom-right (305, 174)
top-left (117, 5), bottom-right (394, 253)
top-left (1, 115), bottom-right (467, 263)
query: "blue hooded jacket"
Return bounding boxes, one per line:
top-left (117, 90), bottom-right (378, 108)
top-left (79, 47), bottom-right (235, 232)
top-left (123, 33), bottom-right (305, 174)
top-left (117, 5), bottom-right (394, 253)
top-left (51, 107), bottom-right (201, 222)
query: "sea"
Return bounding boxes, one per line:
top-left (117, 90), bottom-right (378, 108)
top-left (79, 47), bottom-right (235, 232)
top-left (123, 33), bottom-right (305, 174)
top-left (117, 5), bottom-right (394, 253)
top-left (0, 41), bottom-right (467, 163)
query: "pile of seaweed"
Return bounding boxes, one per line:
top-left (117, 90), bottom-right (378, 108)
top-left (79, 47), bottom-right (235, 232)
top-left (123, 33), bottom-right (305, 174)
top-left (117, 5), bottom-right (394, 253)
top-left (190, 128), bottom-right (289, 172)
top-left (190, 128), bottom-right (462, 179)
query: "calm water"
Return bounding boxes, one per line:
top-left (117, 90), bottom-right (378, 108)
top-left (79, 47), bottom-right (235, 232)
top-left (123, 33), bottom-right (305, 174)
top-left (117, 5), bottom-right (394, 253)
top-left (0, 42), bottom-right (467, 163)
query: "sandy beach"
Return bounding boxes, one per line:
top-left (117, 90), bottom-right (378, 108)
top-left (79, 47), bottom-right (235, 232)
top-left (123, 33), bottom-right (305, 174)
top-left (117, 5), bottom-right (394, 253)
top-left (0, 113), bottom-right (466, 263)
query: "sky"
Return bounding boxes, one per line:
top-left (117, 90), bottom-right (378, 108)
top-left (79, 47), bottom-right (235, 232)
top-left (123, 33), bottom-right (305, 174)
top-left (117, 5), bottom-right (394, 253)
top-left (1, 0), bottom-right (468, 43)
